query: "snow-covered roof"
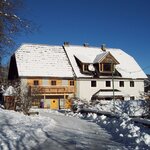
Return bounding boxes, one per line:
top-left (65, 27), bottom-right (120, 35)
top-left (107, 48), bottom-right (147, 79)
top-left (3, 86), bottom-right (16, 96)
top-left (14, 44), bottom-right (147, 79)
top-left (15, 44), bottom-right (74, 78)
top-left (64, 45), bottom-right (147, 79)
top-left (64, 46), bottom-right (104, 78)
top-left (94, 90), bottom-right (125, 97)
top-left (74, 54), bottom-right (93, 63)
top-left (93, 52), bottom-right (109, 63)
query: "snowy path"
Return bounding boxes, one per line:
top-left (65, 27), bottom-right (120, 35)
top-left (34, 111), bottom-right (127, 150)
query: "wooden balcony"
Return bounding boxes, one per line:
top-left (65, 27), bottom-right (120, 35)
top-left (30, 86), bottom-right (75, 95)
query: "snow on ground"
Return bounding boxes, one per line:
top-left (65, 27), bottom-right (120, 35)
top-left (34, 109), bottom-right (127, 150)
top-left (0, 108), bottom-right (127, 150)
top-left (0, 101), bottom-right (150, 150)
top-left (0, 108), bottom-right (56, 150)
top-left (68, 112), bottom-right (150, 150)
top-left (70, 99), bottom-right (150, 149)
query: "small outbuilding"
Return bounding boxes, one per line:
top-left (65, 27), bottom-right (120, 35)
top-left (3, 86), bottom-right (16, 110)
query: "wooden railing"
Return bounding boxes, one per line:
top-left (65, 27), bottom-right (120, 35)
top-left (30, 86), bottom-right (75, 94)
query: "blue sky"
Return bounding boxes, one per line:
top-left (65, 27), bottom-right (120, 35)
top-left (15, 0), bottom-right (150, 74)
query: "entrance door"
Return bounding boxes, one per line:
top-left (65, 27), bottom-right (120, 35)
top-left (44, 99), bottom-right (50, 108)
top-left (59, 99), bottom-right (65, 109)
top-left (65, 99), bottom-right (72, 109)
top-left (50, 99), bottom-right (59, 110)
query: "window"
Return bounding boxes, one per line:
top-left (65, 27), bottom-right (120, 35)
top-left (119, 81), bottom-right (124, 87)
top-left (33, 80), bottom-right (39, 85)
top-left (51, 80), bottom-right (56, 85)
top-left (91, 81), bottom-right (96, 87)
top-left (62, 80), bottom-right (68, 86)
top-left (100, 63), bottom-right (113, 72)
top-left (106, 81), bottom-right (111, 87)
top-left (130, 96), bottom-right (135, 100)
top-left (103, 63), bottom-right (112, 72)
top-left (100, 64), bottom-right (103, 72)
top-left (83, 64), bottom-right (88, 72)
top-left (70, 80), bottom-right (74, 86)
top-left (130, 81), bottom-right (134, 87)
top-left (42, 79), bottom-right (49, 86)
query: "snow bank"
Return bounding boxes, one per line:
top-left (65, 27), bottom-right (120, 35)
top-left (93, 100), bottom-right (150, 117)
top-left (0, 108), bottom-right (56, 150)
top-left (72, 112), bottom-right (150, 150)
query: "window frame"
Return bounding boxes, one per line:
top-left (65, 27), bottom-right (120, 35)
top-left (70, 80), bottom-right (74, 86)
top-left (106, 81), bottom-right (111, 87)
top-left (99, 63), bottom-right (114, 73)
top-left (33, 80), bottom-right (39, 86)
top-left (83, 64), bottom-right (89, 72)
top-left (91, 81), bottom-right (96, 87)
top-left (119, 81), bottom-right (124, 87)
top-left (130, 81), bottom-right (134, 87)
top-left (130, 96), bottom-right (135, 100)
top-left (103, 63), bottom-right (112, 72)
top-left (51, 80), bottom-right (56, 86)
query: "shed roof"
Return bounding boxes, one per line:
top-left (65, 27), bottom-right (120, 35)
top-left (3, 86), bottom-right (16, 96)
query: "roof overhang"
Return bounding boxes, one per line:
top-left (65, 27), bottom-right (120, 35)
top-left (93, 89), bottom-right (124, 98)
top-left (94, 52), bottom-right (119, 64)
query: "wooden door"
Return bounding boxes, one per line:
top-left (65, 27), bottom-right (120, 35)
top-left (50, 99), bottom-right (59, 110)
top-left (65, 99), bottom-right (72, 109)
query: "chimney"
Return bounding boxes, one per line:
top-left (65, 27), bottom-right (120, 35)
top-left (101, 44), bottom-right (106, 51)
top-left (83, 43), bottom-right (89, 47)
top-left (63, 42), bottom-right (70, 46)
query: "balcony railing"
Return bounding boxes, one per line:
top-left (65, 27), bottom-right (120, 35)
top-left (30, 86), bottom-right (75, 95)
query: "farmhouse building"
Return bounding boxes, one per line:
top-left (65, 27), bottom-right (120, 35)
top-left (8, 43), bottom-right (147, 109)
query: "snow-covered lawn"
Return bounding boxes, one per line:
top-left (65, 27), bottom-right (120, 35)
top-left (0, 108), bottom-right (56, 150)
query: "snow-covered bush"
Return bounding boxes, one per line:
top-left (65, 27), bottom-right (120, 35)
top-left (71, 97), bottom-right (89, 112)
top-left (93, 100), bottom-right (150, 117)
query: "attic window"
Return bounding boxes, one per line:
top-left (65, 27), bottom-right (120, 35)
top-left (83, 64), bottom-right (88, 72)
top-left (103, 63), bottom-right (112, 71)
top-left (100, 63), bottom-right (113, 72)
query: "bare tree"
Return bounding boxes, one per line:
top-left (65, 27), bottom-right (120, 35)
top-left (0, 0), bottom-right (34, 64)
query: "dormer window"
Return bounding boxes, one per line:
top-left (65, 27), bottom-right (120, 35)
top-left (103, 63), bottom-right (112, 72)
top-left (83, 64), bottom-right (88, 72)
top-left (99, 63), bottom-right (113, 73)
top-left (94, 52), bottom-right (119, 74)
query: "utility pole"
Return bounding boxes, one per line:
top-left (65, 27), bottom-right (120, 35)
top-left (112, 63), bottom-right (115, 113)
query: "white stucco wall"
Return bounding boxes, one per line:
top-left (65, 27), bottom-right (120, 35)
top-left (76, 79), bottom-right (144, 102)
